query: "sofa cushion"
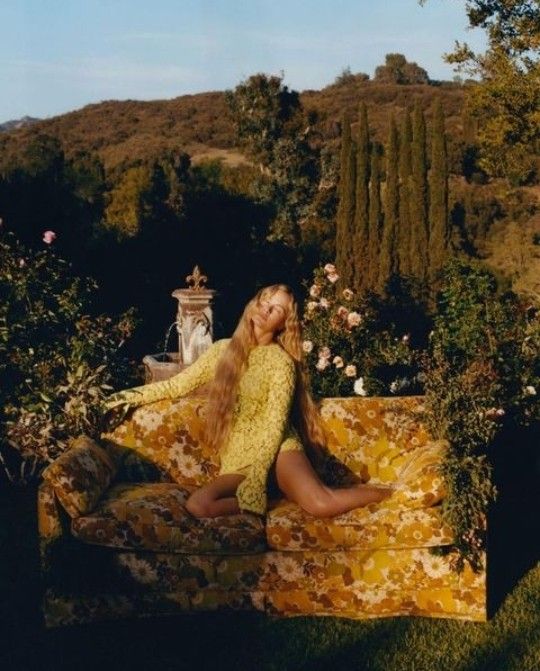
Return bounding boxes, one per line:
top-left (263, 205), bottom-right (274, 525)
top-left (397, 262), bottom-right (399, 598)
top-left (41, 435), bottom-right (117, 518)
top-left (319, 396), bottom-right (431, 485)
top-left (71, 482), bottom-right (267, 554)
top-left (265, 498), bottom-right (454, 552)
top-left (101, 396), bottom-right (220, 486)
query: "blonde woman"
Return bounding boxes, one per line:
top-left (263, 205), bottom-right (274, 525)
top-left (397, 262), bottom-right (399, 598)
top-left (103, 284), bottom-right (393, 518)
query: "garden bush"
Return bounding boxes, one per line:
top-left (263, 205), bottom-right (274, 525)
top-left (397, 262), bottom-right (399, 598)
top-left (0, 228), bottom-right (140, 483)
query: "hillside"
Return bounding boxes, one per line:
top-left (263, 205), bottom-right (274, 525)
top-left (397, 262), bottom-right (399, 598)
top-left (0, 78), bottom-right (465, 174)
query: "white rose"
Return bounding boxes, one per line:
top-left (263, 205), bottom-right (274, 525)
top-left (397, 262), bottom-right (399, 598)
top-left (327, 272), bottom-right (339, 284)
top-left (347, 311), bottom-right (362, 327)
top-left (309, 284), bottom-right (321, 298)
top-left (302, 340), bottom-right (314, 353)
top-left (316, 358), bottom-right (330, 371)
top-left (332, 356), bottom-right (344, 368)
top-left (402, 334), bottom-right (410, 343)
top-left (342, 288), bottom-right (354, 301)
top-left (324, 263), bottom-right (336, 274)
top-left (354, 377), bottom-right (367, 396)
top-left (319, 298), bottom-right (330, 309)
top-left (525, 385), bottom-right (537, 395)
top-left (318, 346), bottom-right (331, 360)
top-left (390, 380), bottom-right (398, 394)
top-left (344, 364), bottom-right (357, 377)
top-left (307, 301), bottom-right (318, 312)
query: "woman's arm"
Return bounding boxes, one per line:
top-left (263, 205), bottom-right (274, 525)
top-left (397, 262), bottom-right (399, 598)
top-left (103, 338), bottom-right (230, 412)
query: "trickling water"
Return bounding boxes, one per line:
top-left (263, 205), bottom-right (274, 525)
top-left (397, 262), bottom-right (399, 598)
top-left (158, 321), bottom-right (181, 362)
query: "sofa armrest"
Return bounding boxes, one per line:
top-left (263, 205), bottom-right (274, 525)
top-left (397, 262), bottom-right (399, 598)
top-left (41, 435), bottom-right (117, 518)
top-left (385, 439), bottom-right (448, 509)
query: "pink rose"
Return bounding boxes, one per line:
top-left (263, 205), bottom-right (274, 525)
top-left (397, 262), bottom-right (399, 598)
top-left (316, 358), bottom-right (330, 371)
top-left (309, 284), bottom-right (322, 298)
top-left (327, 272), bottom-right (339, 284)
top-left (347, 311), bottom-right (362, 327)
top-left (319, 298), bottom-right (330, 309)
top-left (324, 263), bottom-right (336, 274)
top-left (337, 306), bottom-right (349, 320)
top-left (344, 364), bottom-right (357, 377)
top-left (43, 230), bottom-right (57, 244)
top-left (318, 346), bottom-right (331, 360)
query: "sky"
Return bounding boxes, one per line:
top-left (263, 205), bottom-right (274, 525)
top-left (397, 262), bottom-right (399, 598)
top-left (0, 0), bottom-right (488, 124)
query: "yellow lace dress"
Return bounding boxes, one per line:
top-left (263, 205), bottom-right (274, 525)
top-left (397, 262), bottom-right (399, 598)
top-left (103, 338), bottom-right (303, 515)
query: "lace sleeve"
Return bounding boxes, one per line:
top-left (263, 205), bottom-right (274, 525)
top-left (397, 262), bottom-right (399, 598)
top-left (103, 339), bottom-right (229, 411)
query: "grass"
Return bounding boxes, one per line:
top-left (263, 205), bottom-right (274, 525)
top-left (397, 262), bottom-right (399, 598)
top-left (1, 468), bottom-right (539, 671)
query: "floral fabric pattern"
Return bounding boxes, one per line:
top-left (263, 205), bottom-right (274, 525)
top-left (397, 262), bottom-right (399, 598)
top-left (41, 435), bottom-right (117, 518)
top-left (39, 395), bottom-right (487, 628)
top-left (71, 483), bottom-right (267, 554)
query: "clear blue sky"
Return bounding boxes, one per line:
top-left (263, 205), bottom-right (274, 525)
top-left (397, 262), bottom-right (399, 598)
top-left (0, 0), bottom-right (487, 124)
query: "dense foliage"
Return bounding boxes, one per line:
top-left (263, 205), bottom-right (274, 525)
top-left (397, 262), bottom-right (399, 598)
top-left (0, 229), bottom-right (140, 483)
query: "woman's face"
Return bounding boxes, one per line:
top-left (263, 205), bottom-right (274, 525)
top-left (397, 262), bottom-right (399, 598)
top-left (251, 288), bottom-right (291, 343)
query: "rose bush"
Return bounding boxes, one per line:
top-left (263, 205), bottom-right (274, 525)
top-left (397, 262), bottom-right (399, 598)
top-left (301, 264), bottom-right (423, 398)
top-left (0, 229), bottom-right (140, 483)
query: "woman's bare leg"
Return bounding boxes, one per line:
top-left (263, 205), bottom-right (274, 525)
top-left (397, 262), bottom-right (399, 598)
top-left (185, 473), bottom-right (246, 518)
top-left (275, 450), bottom-right (393, 518)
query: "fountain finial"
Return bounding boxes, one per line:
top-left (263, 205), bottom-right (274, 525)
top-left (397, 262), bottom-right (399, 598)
top-left (186, 265), bottom-right (208, 291)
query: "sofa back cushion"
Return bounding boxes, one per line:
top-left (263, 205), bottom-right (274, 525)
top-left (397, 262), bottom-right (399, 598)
top-left (101, 395), bottom-right (220, 487)
top-left (319, 396), bottom-right (431, 486)
top-left (41, 435), bottom-right (117, 518)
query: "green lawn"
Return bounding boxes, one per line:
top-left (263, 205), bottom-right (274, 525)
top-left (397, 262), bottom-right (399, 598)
top-left (1, 477), bottom-right (539, 671)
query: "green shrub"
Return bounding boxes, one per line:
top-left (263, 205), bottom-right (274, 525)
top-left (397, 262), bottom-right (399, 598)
top-left (421, 257), bottom-right (539, 570)
top-left (0, 229), bottom-right (140, 483)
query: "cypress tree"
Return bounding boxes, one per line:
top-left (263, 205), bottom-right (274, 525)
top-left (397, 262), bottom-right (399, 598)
top-left (429, 98), bottom-right (450, 277)
top-left (398, 108), bottom-right (413, 276)
top-left (335, 111), bottom-right (356, 290)
top-left (410, 101), bottom-right (429, 281)
top-left (367, 144), bottom-right (382, 291)
top-left (378, 115), bottom-right (399, 294)
top-left (353, 102), bottom-right (370, 293)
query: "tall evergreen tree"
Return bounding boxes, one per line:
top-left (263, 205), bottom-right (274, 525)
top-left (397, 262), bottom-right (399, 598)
top-left (398, 109), bottom-right (413, 276)
top-left (410, 101), bottom-right (429, 281)
top-left (429, 98), bottom-right (450, 277)
top-left (335, 111), bottom-right (356, 289)
top-left (367, 145), bottom-right (382, 291)
top-left (353, 102), bottom-right (370, 293)
top-left (378, 115), bottom-right (399, 293)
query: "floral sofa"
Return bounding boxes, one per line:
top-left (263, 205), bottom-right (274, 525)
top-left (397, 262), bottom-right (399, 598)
top-left (38, 394), bottom-right (486, 628)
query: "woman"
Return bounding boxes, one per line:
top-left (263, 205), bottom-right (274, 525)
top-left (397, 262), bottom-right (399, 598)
top-left (103, 284), bottom-right (393, 519)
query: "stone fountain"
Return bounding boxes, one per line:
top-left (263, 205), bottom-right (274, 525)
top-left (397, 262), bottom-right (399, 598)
top-left (143, 266), bottom-right (216, 383)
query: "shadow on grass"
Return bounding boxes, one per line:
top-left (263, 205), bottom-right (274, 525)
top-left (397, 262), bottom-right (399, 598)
top-left (487, 424), bottom-right (540, 619)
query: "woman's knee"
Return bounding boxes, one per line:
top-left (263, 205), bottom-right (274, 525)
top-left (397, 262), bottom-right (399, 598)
top-left (296, 487), bottom-right (335, 518)
top-left (185, 492), bottom-right (213, 518)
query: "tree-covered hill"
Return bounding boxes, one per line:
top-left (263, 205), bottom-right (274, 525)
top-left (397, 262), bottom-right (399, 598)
top-left (0, 77), bottom-right (465, 175)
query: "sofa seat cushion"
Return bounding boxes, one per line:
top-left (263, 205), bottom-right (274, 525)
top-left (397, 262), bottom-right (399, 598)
top-left (265, 498), bottom-right (454, 551)
top-left (71, 482), bottom-right (267, 554)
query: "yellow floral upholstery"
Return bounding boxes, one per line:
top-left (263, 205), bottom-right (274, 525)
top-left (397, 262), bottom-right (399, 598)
top-left (38, 395), bottom-right (487, 627)
top-left (41, 435), bottom-right (117, 518)
top-left (71, 483), bottom-right (266, 554)
top-left (101, 396), bottom-right (220, 487)
top-left (265, 498), bottom-right (454, 552)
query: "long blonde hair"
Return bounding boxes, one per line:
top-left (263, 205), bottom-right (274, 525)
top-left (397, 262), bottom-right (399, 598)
top-left (203, 284), bottom-right (327, 463)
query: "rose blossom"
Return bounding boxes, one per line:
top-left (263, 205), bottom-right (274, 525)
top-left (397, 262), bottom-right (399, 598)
top-left (18, 259), bottom-right (26, 267)
top-left (525, 385), bottom-right (537, 395)
top-left (324, 263), bottom-right (336, 274)
top-left (307, 301), bottom-right (318, 313)
top-left (318, 346), bottom-right (331, 360)
top-left (316, 358), bottom-right (330, 371)
top-left (402, 334), bottom-right (410, 343)
top-left (347, 311), bottom-right (362, 327)
top-left (332, 356), bottom-right (344, 368)
top-left (327, 272), bottom-right (339, 284)
top-left (337, 306), bottom-right (349, 320)
top-left (319, 297), bottom-right (330, 309)
top-left (43, 230), bottom-right (57, 244)
top-left (302, 340), bottom-right (314, 353)
top-left (354, 377), bottom-right (367, 396)
top-left (344, 364), bottom-right (357, 377)
top-left (309, 284), bottom-right (321, 298)
top-left (342, 288), bottom-right (354, 301)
